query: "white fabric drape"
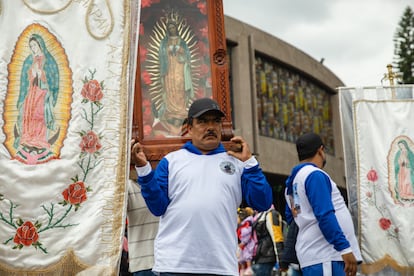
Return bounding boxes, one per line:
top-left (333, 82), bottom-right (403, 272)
top-left (0, 0), bottom-right (140, 274)
top-left (339, 86), bottom-right (414, 275)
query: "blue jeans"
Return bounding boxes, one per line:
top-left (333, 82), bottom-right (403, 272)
top-left (251, 262), bottom-right (274, 276)
top-left (134, 270), bottom-right (154, 276)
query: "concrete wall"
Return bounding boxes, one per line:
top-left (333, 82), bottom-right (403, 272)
top-left (224, 16), bottom-right (347, 188)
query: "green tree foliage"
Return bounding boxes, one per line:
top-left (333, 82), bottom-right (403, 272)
top-left (393, 6), bottom-right (414, 84)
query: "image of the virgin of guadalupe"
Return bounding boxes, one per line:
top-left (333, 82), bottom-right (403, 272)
top-left (144, 9), bottom-right (200, 137)
top-left (3, 23), bottom-right (72, 165)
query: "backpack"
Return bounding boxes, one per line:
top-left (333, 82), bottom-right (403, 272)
top-left (252, 209), bottom-right (284, 263)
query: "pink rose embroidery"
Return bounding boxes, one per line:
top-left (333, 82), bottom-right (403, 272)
top-left (379, 217), bottom-right (392, 230)
top-left (80, 131), bottom-right (102, 153)
top-left (81, 80), bottom-right (103, 102)
top-left (14, 221), bottom-right (39, 246)
top-left (367, 168), bottom-right (378, 182)
top-left (62, 181), bottom-right (88, 205)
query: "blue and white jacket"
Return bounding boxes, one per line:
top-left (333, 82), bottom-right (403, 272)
top-left (136, 141), bottom-right (272, 275)
top-left (285, 163), bottom-right (362, 268)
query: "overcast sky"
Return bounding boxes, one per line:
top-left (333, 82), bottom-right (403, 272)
top-left (222, 0), bottom-right (412, 88)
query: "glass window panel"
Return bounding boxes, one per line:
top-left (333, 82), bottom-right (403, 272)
top-left (255, 54), bottom-right (334, 154)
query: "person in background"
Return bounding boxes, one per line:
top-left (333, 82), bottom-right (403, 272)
top-left (285, 132), bottom-right (362, 276)
top-left (131, 97), bottom-right (273, 275)
top-left (237, 207), bottom-right (256, 276)
top-left (251, 206), bottom-right (284, 276)
top-left (126, 177), bottom-right (159, 276)
top-left (279, 218), bottom-right (301, 276)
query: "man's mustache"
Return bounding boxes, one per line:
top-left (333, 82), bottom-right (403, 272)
top-left (203, 130), bottom-right (217, 138)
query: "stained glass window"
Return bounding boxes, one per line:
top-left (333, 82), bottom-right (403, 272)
top-left (255, 54), bottom-right (334, 154)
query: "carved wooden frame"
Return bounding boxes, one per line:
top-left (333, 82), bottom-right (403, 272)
top-left (132, 0), bottom-right (232, 163)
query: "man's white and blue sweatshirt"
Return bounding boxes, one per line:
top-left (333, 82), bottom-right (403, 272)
top-left (285, 163), bottom-right (362, 268)
top-left (136, 141), bottom-right (272, 275)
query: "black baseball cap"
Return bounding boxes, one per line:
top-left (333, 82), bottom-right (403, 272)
top-left (188, 98), bottom-right (225, 119)
top-left (296, 132), bottom-right (324, 161)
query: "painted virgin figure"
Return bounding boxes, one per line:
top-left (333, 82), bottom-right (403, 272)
top-left (145, 10), bottom-right (199, 137)
top-left (158, 20), bottom-right (193, 132)
top-left (13, 34), bottom-right (59, 163)
top-left (394, 140), bottom-right (414, 200)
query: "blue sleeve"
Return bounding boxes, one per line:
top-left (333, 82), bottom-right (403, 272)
top-left (138, 158), bottom-right (170, 216)
top-left (305, 171), bottom-right (350, 251)
top-left (241, 164), bottom-right (272, 211)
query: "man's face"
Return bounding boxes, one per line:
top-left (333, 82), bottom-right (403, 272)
top-left (188, 111), bottom-right (223, 154)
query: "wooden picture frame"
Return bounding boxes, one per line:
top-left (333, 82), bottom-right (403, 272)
top-left (132, 0), bottom-right (232, 163)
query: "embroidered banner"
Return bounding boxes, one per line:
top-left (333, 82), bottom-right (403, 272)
top-left (0, 0), bottom-right (140, 274)
top-left (339, 86), bottom-right (414, 275)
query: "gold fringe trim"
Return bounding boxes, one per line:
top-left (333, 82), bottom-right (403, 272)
top-left (361, 254), bottom-right (414, 274)
top-left (109, 0), bottom-right (131, 271)
top-left (0, 249), bottom-right (90, 275)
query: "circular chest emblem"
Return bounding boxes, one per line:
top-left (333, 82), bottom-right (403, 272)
top-left (220, 161), bottom-right (236, 175)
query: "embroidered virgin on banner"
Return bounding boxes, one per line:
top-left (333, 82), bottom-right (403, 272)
top-left (0, 0), bottom-right (140, 274)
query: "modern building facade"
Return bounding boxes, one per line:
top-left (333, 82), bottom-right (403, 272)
top-left (224, 16), bottom-right (347, 210)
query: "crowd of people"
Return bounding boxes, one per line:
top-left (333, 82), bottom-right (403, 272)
top-left (236, 206), bottom-right (286, 276)
top-left (124, 97), bottom-right (361, 276)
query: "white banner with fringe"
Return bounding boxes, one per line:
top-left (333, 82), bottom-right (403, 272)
top-left (339, 86), bottom-right (414, 275)
top-left (0, 0), bottom-right (140, 274)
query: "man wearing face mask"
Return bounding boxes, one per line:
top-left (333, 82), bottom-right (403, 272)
top-left (284, 133), bottom-right (362, 276)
